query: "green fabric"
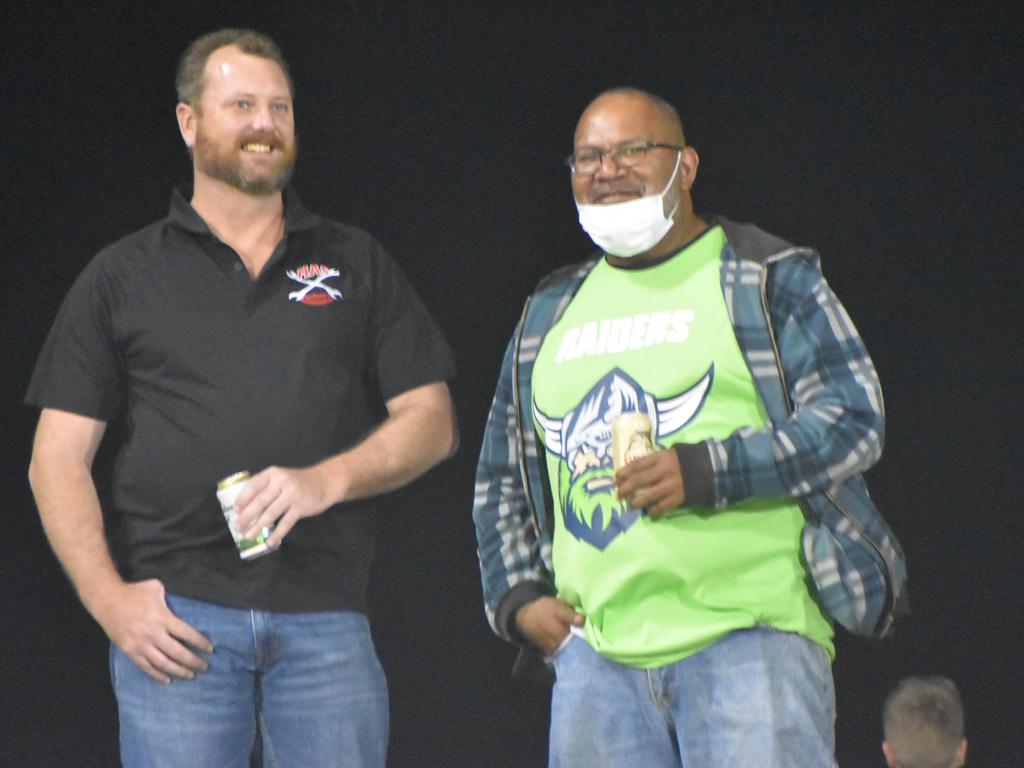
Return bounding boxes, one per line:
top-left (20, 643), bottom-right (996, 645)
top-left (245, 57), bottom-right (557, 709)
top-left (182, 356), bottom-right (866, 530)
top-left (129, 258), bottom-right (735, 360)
top-left (532, 225), bottom-right (833, 668)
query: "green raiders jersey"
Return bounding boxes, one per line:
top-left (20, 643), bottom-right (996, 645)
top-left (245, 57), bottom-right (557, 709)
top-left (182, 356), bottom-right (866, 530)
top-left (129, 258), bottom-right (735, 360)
top-left (532, 225), bottom-right (833, 668)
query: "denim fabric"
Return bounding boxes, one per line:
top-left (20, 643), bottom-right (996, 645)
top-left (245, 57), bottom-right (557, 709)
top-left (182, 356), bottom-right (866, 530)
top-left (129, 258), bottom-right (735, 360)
top-left (110, 594), bottom-right (388, 768)
top-left (548, 628), bottom-right (837, 768)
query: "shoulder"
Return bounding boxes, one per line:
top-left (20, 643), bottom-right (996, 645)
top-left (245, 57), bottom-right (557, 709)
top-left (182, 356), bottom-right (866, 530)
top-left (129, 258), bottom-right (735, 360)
top-left (531, 255), bottom-right (600, 297)
top-left (98, 217), bottom-right (171, 259)
top-left (68, 218), bottom-right (171, 294)
top-left (717, 217), bottom-right (822, 281)
top-left (717, 217), bottom-right (798, 262)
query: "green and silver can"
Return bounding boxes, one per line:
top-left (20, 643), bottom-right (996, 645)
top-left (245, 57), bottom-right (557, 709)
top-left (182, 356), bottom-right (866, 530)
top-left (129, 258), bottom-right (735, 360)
top-left (216, 471), bottom-right (275, 560)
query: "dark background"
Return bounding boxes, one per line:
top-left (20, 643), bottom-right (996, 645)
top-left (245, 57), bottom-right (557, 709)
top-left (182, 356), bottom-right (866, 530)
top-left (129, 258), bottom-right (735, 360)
top-left (2, 2), bottom-right (1020, 766)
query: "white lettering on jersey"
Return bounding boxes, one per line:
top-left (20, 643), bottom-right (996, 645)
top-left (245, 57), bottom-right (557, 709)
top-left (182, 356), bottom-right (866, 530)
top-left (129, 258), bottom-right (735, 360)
top-left (555, 310), bottom-right (695, 363)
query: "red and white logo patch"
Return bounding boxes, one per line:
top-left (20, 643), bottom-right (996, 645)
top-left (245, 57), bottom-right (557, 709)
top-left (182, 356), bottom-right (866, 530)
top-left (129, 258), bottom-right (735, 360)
top-left (286, 264), bottom-right (342, 305)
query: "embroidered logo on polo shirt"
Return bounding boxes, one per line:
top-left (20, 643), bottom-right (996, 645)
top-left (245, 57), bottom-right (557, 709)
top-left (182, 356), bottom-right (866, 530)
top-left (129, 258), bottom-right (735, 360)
top-left (286, 264), bottom-right (343, 305)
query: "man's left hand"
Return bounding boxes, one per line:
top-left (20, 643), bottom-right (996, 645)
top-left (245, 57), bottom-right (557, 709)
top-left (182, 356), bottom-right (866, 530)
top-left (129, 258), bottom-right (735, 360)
top-left (235, 465), bottom-right (335, 547)
top-left (614, 449), bottom-right (686, 518)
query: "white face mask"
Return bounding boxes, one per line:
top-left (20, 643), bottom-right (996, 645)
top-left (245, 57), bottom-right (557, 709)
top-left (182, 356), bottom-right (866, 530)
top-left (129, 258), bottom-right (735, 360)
top-left (576, 152), bottom-right (681, 258)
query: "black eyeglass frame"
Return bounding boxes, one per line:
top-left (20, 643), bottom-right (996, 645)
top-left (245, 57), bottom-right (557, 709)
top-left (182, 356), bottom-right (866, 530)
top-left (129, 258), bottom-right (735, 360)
top-left (564, 141), bottom-right (684, 174)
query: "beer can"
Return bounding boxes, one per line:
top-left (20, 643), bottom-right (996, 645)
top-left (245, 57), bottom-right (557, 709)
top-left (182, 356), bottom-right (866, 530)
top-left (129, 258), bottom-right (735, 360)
top-left (611, 412), bottom-right (655, 471)
top-left (216, 471), bottom-right (275, 560)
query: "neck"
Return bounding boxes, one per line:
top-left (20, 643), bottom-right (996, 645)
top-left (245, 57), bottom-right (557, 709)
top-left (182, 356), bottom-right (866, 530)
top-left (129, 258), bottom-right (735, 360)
top-left (191, 173), bottom-right (284, 236)
top-left (190, 172), bottom-right (286, 278)
top-left (606, 210), bottom-right (708, 268)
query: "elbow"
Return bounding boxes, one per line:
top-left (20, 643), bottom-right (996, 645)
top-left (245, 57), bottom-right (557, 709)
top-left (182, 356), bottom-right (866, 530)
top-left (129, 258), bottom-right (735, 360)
top-left (446, 427), bottom-right (460, 460)
top-left (871, 410), bottom-right (885, 458)
top-left (435, 383), bottom-right (459, 461)
top-left (860, 394), bottom-right (885, 457)
top-left (27, 446), bottom-right (54, 499)
top-left (848, 403), bottom-right (884, 466)
top-left (27, 450), bottom-right (63, 511)
top-left (442, 406), bottom-right (460, 460)
top-left (421, 391), bottom-right (459, 465)
top-left (396, 383), bottom-right (459, 465)
top-left (27, 455), bottom-right (42, 497)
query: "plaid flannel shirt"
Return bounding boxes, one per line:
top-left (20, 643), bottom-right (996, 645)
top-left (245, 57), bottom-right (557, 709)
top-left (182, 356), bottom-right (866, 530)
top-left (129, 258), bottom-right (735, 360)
top-left (473, 218), bottom-right (907, 656)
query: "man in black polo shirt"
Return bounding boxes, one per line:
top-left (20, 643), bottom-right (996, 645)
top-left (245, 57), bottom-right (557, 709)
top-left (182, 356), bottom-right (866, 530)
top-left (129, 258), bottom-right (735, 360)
top-left (26, 28), bottom-right (456, 768)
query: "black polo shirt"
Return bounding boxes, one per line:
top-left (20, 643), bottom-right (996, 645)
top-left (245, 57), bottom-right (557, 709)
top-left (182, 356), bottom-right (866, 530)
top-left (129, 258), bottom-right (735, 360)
top-left (26, 188), bottom-right (455, 613)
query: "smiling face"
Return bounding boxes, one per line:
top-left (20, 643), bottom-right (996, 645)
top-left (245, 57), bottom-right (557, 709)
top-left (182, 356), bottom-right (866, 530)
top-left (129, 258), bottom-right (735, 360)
top-left (570, 90), bottom-right (703, 261)
top-left (177, 44), bottom-right (297, 196)
top-left (571, 92), bottom-right (686, 205)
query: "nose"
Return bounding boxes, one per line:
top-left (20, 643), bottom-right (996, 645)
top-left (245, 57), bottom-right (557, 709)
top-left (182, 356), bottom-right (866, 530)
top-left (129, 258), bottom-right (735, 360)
top-left (250, 103), bottom-right (275, 130)
top-left (593, 151), bottom-right (625, 179)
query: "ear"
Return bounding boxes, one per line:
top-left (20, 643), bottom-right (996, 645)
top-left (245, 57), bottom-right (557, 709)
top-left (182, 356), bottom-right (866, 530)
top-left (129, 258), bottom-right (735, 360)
top-left (954, 737), bottom-right (967, 767)
top-left (881, 740), bottom-right (896, 767)
top-left (176, 102), bottom-right (198, 149)
top-left (679, 146), bottom-right (700, 191)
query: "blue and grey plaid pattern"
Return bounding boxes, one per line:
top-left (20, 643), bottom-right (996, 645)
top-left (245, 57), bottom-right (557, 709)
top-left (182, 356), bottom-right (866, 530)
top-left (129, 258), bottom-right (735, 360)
top-left (473, 219), bottom-right (907, 642)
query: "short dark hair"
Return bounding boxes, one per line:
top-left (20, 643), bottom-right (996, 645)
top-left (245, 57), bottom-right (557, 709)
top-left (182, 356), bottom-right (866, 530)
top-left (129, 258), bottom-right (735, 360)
top-left (176, 28), bottom-right (293, 107)
top-left (883, 676), bottom-right (965, 768)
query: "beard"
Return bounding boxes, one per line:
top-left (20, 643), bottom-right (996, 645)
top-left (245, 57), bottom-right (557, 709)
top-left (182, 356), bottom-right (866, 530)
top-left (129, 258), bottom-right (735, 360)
top-left (193, 127), bottom-right (298, 196)
top-left (563, 465), bottom-right (633, 529)
top-left (559, 462), bottom-right (640, 549)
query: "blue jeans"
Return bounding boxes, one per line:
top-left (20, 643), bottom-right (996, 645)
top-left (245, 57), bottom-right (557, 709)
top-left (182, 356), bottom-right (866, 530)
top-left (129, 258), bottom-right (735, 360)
top-left (549, 627), bottom-right (837, 768)
top-left (110, 594), bottom-right (389, 768)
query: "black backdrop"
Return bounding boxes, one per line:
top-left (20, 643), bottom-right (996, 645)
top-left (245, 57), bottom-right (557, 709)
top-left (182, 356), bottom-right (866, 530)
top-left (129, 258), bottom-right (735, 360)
top-left (2, 2), bottom-right (1020, 766)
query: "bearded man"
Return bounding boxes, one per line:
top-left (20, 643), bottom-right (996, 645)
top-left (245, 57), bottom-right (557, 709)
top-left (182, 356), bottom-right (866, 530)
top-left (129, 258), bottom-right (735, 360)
top-left (473, 88), bottom-right (906, 767)
top-left (27, 28), bottom-right (456, 768)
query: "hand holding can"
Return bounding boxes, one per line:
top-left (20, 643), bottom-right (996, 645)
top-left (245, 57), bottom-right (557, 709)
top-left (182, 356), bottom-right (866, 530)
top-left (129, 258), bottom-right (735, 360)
top-left (216, 471), bottom-right (276, 560)
top-left (611, 412), bottom-right (655, 472)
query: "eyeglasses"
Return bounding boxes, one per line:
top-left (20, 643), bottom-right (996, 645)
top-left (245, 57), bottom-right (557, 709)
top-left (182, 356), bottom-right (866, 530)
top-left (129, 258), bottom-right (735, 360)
top-left (565, 140), bottom-right (683, 175)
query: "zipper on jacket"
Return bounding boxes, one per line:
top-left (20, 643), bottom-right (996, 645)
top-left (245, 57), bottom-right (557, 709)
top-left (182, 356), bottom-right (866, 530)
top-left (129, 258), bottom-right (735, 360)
top-left (757, 267), bottom-right (895, 625)
top-left (511, 295), bottom-right (543, 542)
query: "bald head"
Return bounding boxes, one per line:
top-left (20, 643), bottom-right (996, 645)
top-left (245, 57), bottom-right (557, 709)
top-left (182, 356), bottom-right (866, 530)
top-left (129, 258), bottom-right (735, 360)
top-left (575, 88), bottom-right (686, 148)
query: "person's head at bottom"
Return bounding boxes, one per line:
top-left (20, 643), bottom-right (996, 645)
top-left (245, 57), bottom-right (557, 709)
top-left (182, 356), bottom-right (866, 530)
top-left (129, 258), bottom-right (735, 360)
top-left (883, 675), bottom-right (967, 768)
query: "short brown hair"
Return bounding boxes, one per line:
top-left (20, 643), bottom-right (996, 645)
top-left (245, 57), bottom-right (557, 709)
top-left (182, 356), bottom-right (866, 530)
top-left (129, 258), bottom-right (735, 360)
top-left (883, 676), bottom-right (965, 768)
top-left (176, 28), bottom-right (293, 107)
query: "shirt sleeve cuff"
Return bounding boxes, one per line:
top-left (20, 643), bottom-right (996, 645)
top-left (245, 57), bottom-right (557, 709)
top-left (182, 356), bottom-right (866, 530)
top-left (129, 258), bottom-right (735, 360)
top-left (495, 579), bottom-right (555, 644)
top-left (673, 441), bottom-right (716, 508)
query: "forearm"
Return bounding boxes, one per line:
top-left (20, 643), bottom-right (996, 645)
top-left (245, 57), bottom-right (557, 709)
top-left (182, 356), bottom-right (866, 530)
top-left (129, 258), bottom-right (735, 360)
top-left (30, 410), bottom-right (214, 681)
top-left (696, 405), bottom-right (880, 508)
top-left (29, 454), bottom-right (125, 618)
top-left (316, 381), bottom-right (456, 505)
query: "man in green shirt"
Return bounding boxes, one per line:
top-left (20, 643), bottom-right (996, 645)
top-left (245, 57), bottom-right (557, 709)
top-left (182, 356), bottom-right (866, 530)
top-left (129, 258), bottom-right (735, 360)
top-left (474, 88), bottom-right (904, 767)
